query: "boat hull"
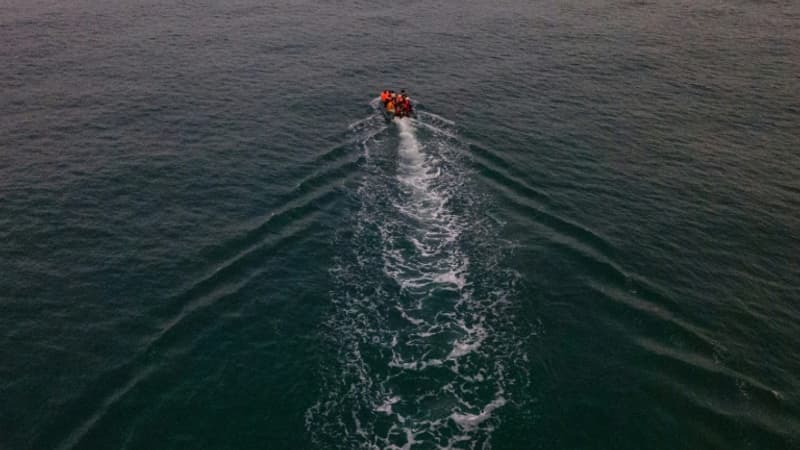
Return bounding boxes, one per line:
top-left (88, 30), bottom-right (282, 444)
top-left (380, 104), bottom-right (416, 122)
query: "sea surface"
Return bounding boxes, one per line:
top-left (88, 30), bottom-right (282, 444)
top-left (2, 0), bottom-right (799, 449)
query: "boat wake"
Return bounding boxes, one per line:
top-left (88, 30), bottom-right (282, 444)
top-left (307, 114), bottom-right (528, 449)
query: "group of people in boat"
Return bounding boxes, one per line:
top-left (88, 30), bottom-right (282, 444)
top-left (380, 89), bottom-right (414, 118)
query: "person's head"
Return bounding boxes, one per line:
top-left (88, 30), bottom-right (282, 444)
top-left (401, 90), bottom-right (406, 95)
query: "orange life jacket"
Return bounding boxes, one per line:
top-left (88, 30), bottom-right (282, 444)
top-left (380, 91), bottom-right (389, 102)
top-left (386, 100), bottom-right (395, 113)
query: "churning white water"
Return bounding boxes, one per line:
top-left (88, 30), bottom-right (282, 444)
top-left (307, 111), bottom-right (527, 449)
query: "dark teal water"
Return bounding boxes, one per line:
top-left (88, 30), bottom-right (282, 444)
top-left (2, 0), bottom-right (799, 448)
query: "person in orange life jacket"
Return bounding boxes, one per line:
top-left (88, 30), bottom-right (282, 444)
top-left (380, 90), bottom-right (390, 105)
top-left (386, 95), bottom-right (396, 114)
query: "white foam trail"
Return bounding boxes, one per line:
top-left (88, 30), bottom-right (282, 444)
top-left (450, 395), bottom-right (507, 431)
top-left (396, 119), bottom-right (429, 191)
top-left (396, 306), bottom-right (425, 326)
top-left (433, 268), bottom-right (468, 290)
top-left (308, 109), bottom-right (528, 449)
top-left (375, 395), bottom-right (402, 414)
top-left (447, 329), bottom-right (486, 360)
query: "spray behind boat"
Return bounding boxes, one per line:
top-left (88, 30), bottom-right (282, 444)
top-left (306, 107), bottom-right (529, 448)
